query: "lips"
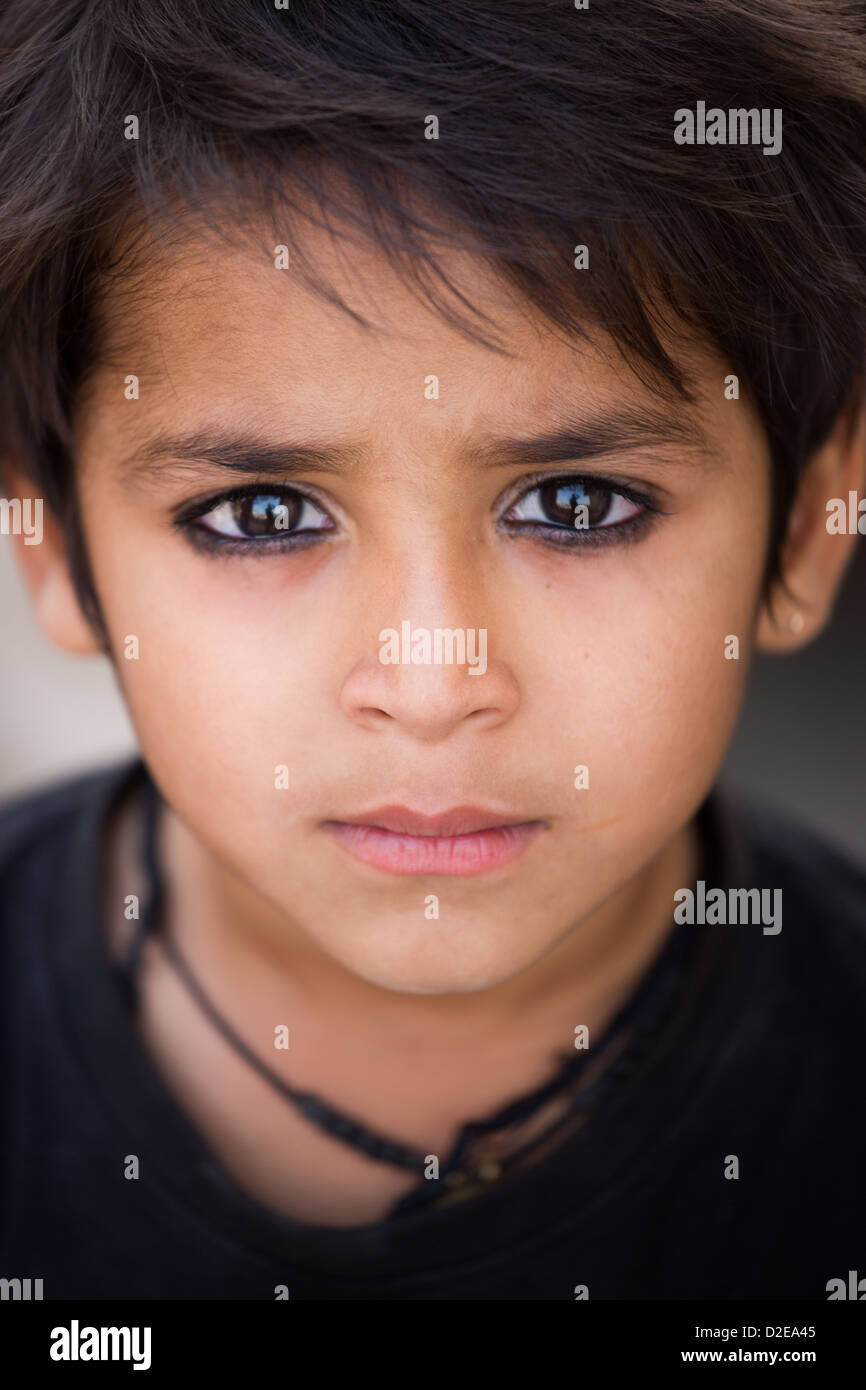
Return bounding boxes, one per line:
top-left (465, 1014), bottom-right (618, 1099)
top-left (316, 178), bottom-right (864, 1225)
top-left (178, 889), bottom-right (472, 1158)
top-left (335, 805), bottom-right (530, 837)
top-left (322, 805), bottom-right (546, 876)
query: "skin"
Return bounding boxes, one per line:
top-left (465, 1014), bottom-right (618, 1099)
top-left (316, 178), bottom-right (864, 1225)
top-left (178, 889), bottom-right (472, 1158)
top-left (9, 211), bottom-right (865, 1225)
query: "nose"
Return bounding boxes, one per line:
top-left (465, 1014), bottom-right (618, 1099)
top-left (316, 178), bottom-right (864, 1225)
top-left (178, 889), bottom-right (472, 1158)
top-left (339, 553), bottom-right (521, 743)
top-left (340, 639), bottom-right (519, 742)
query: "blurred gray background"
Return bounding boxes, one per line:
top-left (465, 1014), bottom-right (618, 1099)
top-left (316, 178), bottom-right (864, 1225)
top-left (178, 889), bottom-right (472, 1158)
top-left (1, 536), bottom-right (864, 865)
top-left (723, 538), bottom-right (865, 866)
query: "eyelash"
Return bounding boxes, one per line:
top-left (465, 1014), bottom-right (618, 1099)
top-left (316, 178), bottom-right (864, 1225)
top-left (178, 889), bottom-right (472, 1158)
top-left (173, 474), bottom-right (665, 556)
top-left (499, 471), bottom-right (664, 550)
top-left (174, 485), bottom-right (335, 556)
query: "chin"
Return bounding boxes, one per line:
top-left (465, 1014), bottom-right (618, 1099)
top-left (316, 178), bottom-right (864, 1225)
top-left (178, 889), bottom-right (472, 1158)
top-left (339, 937), bottom-right (530, 996)
top-left (365, 971), bottom-right (511, 996)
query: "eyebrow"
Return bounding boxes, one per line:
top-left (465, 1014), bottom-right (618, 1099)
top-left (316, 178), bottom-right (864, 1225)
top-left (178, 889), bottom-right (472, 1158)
top-left (122, 432), bottom-right (365, 482)
top-left (121, 403), bottom-right (723, 486)
top-left (467, 403), bottom-right (723, 471)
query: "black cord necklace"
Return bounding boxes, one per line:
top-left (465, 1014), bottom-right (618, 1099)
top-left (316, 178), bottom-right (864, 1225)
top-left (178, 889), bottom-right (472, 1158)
top-left (113, 764), bottom-right (698, 1214)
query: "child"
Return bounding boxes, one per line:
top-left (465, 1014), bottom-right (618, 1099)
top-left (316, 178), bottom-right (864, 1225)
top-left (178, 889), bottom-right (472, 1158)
top-left (0, 0), bottom-right (864, 1300)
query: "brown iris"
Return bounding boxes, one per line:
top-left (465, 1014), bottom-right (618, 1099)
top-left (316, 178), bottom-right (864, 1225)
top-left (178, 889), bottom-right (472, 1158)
top-left (232, 493), bottom-right (301, 537)
top-left (537, 479), bottom-right (613, 527)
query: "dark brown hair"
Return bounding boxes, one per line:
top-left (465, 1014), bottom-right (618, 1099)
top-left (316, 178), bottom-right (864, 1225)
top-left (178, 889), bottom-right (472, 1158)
top-left (1, 0), bottom-right (866, 623)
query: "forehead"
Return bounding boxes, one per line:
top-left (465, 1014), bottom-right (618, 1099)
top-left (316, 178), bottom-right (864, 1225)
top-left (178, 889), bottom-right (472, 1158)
top-left (79, 209), bottom-right (750, 462)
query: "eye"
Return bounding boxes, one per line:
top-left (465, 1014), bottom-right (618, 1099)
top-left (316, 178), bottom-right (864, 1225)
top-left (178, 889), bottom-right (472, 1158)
top-left (504, 476), bottom-right (643, 533)
top-left (191, 488), bottom-right (334, 541)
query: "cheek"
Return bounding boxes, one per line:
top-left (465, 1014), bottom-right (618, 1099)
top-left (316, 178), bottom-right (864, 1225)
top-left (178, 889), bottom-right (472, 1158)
top-left (527, 532), bottom-right (760, 819)
top-left (600, 625), bottom-right (746, 821)
top-left (85, 524), bottom-right (332, 796)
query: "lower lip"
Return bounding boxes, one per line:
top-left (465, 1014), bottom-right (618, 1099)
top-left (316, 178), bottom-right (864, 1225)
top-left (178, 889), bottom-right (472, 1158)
top-left (323, 821), bottom-right (545, 876)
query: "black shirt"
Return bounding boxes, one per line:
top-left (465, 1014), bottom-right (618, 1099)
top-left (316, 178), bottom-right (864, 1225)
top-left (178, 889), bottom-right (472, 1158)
top-left (1, 759), bottom-right (864, 1300)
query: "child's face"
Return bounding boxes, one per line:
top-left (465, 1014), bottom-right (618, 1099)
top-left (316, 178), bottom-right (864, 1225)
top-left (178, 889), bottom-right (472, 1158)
top-left (70, 220), bottom-right (773, 992)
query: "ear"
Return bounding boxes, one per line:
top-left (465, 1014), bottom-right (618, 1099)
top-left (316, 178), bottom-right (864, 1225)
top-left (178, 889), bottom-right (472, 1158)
top-left (3, 463), bottom-right (103, 655)
top-left (756, 391), bottom-right (866, 653)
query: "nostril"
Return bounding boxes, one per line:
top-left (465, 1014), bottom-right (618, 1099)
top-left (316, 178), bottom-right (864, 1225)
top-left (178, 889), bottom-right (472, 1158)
top-left (358, 706), bottom-right (395, 726)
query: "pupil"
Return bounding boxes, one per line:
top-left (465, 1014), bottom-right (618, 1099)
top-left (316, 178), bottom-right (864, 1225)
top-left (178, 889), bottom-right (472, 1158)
top-left (234, 494), bottom-right (299, 537)
top-left (539, 479), bottom-right (611, 527)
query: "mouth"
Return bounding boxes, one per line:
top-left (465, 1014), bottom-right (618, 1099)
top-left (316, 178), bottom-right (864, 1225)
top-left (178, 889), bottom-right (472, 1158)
top-left (321, 805), bottom-right (547, 876)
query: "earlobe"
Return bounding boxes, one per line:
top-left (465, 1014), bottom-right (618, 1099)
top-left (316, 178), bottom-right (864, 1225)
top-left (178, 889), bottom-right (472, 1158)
top-left (5, 476), bottom-right (103, 656)
top-left (755, 395), bottom-right (866, 655)
top-left (755, 589), bottom-right (815, 654)
top-left (33, 558), bottom-right (104, 655)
